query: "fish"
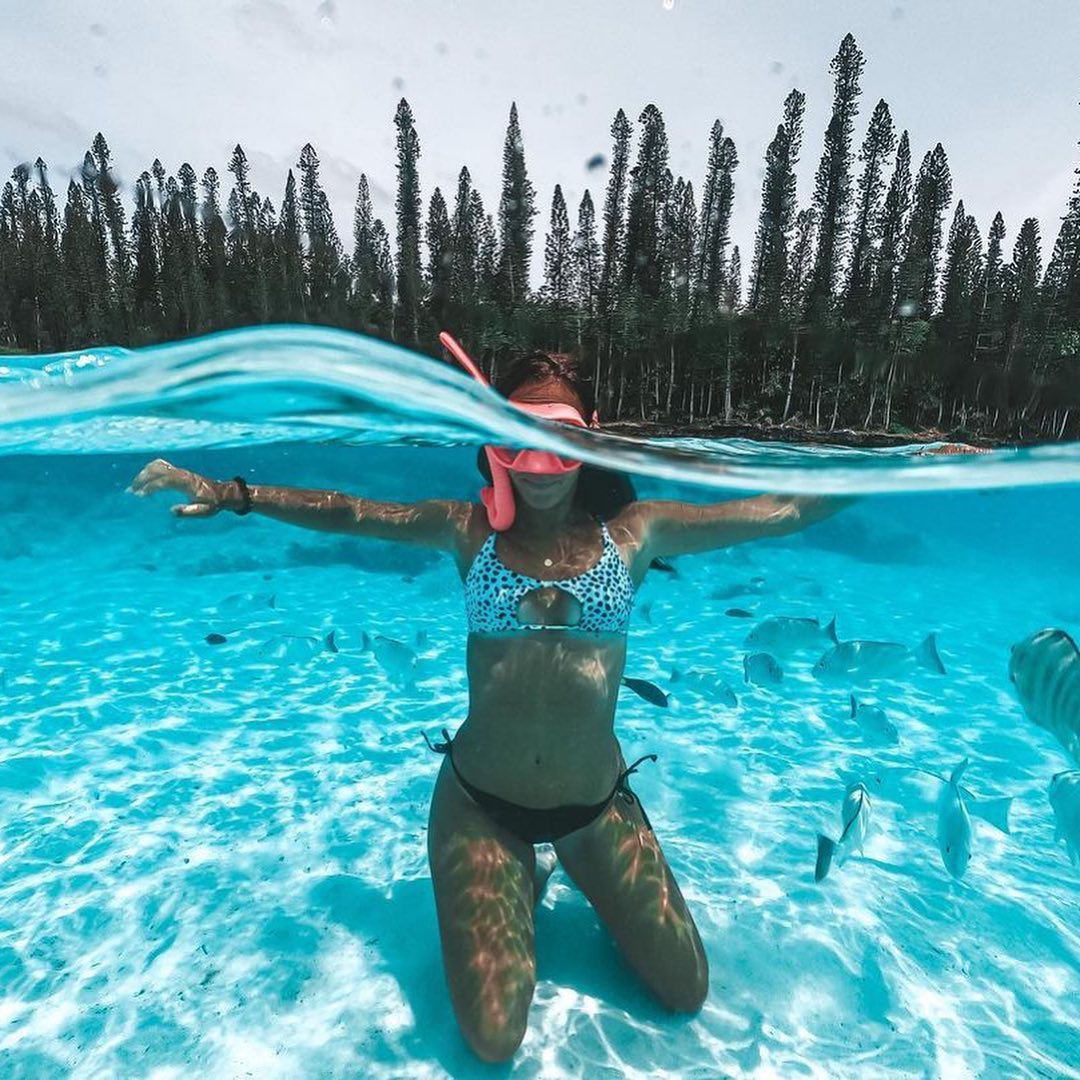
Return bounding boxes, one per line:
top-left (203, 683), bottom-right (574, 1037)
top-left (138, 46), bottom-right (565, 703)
top-left (621, 677), bottom-right (669, 708)
top-left (669, 667), bottom-right (738, 707)
top-left (649, 557), bottom-right (678, 576)
top-left (744, 653), bottom-right (783, 686)
top-left (815, 782), bottom-right (872, 882)
top-left (218, 591), bottom-right (277, 612)
top-left (640, 600), bottom-right (654, 625)
top-left (936, 758), bottom-right (973, 879)
top-left (1048, 770), bottom-right (1080, 866)
top-left (362, 632), bottom-right (418, 685)
top-left (854, 764), bottom-right (1012, 835)
top-left (813, 633), bottom-right (946, 682)
top-left (710, 577), bottom-right (767, 601)
top-left (1009, 628), bottom-right (1080, 765)
top-left (745, 615), bottom-right (837, 656)
top-left (256, 633), bottom-right (337, 663)
top-left (849, 695), bottom-right (899, 746)
top-left (205, 633), bottom-right (228, 646)
top-left (726, 608), bottom-right (754, 619)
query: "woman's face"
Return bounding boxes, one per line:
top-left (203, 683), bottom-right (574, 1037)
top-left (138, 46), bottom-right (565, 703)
top-left (507, 377), bottom-right (587, 510)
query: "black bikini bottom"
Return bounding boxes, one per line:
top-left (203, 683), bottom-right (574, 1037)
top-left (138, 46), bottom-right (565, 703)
top-left (424, 727), bottom-right (656, 844)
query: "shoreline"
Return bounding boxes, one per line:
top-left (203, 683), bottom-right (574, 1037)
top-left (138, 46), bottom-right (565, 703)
top-left (602, 419), bottom-right (1021, 449)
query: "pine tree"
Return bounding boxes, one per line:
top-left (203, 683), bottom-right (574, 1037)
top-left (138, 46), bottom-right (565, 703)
top-left (496, 102), bottom-right (536, 308)
top-left (425, 187), bottom-right (453, 327)
top-left (624, 104), bottom-right (672, 299)
top-left (449, 167), bottom-right (478, 301)
top-left (806, 33), bottom-right (865, 320)
top-left (90, 135), bottom-right (130, 277)
top-left (573, 190), bottom-right (601, 320)
top-left (31, 158), bottom-right (64, 348)
top-left (896, 143), bottom-right (952, 319)
top-left (972, 210), bottom-right (1007, 356)
top-left (695, 121), bottom-right (738, 315)
top-left (781, 208), bottom-right (817, 418)
top-left (172, 164), bottom-right (205, 332)
top-left (1042, 148), bottom-right (1080, 336)
top-left (298, 143), bottom-right (343, 317)
top-left (844, 99), bottom-right (895, 322)
top-left (351, 173), bottom-right (377, 323)
top-left (938, 201), bottom-right (983, 348)
top-left (478, 210), bottom-right (498, 305)
top-left (131, 171), bottom-right (162, 333)
top-left (371, 218), bottom-right (395, 333)
top-left (1002, 216), bottom-right (1042, 367)
top-left (868, 129), bottom-right (912, 328)
top-left (598, 109), bottom-right (631, 321)
top-left (201, 166), bottom-right (229, 324)
top-left (59, 180), bottom-right (107, 342)
top-left (542, 184), bottom-right (574, 333)
top-left (724, 246), bottom-right (742, 312)
top-left (277, 169), bottom-right (305, 321)
top-left (394, 99), bottom-right (423, 341)
top-left (665, 178), bottom-right (697, 321)
top-left (749, 89), bottom-right (805, 316)
top-left (159, 183), bottom-right (188, 335)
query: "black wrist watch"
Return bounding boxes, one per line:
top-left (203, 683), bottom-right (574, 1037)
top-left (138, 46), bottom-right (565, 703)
top-left (231, 476), bottom-right (253, 515)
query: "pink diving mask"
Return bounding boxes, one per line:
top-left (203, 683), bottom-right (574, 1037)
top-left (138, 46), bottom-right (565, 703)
top-left (439, 331), bottom-right (594, 531)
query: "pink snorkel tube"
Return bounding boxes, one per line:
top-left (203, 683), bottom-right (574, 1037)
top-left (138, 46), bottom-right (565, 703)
top-left (439, 331), bottom-right (587, 532)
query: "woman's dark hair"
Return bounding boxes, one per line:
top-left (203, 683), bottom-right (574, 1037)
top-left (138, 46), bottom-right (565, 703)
top-left (478, 349), bottom-right (637, 520)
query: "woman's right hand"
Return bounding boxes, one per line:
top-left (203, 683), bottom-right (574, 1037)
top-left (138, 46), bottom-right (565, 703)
top-left (127, 458), bottom-right (235, 517)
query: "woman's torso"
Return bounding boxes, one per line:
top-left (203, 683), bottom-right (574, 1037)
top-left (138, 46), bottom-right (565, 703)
top-left (451, 511), bottom-right (639, 807)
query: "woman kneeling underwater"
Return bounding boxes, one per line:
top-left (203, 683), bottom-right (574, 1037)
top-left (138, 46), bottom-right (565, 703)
top-left (129, 333), bottom-right (850, 1063)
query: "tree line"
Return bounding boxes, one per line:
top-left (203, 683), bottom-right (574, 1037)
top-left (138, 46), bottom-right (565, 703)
top-left (2, 33), bottom-right (1078, 441)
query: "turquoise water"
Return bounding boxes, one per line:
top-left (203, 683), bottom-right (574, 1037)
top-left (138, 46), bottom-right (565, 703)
top-left (2, 328), bottom-right (1079, 1078)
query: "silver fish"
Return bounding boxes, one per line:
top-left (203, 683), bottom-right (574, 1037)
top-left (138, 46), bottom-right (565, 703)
top-left (744, 652), bottom-right (783, 686)
top-left (849, 695), bottom-right (900, 746)
top-left (218, 591), bottom-right (277, 613)
top-left (815, 782), bottom-right (872, 882)
top-left (937, 758), bottom-right (972, 880)
top-left (669, 667), bottom-right (738, 707)
top-left (1049, 770), bottom-right (1080, 866)
top-left (746, 616), bottom-right (837, 656)
top-left (813, 633), bottom-right (946, 682)
top-left (362, 632), bottom-right (418, 686)
top-left (257, 632), bottom-right (336, 663)
top-left (1009, 628), bottom-right (1080, 766)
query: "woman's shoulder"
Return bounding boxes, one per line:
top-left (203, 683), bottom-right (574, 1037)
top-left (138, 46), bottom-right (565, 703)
top-left (603, 500), bottom-right (649, 544)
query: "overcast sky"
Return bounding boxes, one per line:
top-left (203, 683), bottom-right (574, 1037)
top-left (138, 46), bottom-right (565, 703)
top-left (5, 0), bottom-right (1080, 285)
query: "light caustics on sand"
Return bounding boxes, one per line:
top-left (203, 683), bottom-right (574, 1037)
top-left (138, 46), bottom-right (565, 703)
top-left (3, 324), bottom-right (1080, 494)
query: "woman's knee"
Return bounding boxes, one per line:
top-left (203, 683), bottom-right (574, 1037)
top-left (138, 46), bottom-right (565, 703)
top-left (461, 1004), bottom-right (531, 1063)
top-left (663, 952), bottom-right (709, 1014)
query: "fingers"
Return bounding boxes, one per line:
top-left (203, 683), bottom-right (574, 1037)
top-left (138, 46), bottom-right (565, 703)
top-left (130, 460), bottom-right (191, 497)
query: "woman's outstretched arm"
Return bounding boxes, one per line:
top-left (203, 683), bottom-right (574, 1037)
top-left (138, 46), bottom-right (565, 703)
top-left (616, 443), bottom-right (986, 564)
top-left (619, 494), bottom-right (854, 562)
top-left (127, 458), bottom-right (474, 552)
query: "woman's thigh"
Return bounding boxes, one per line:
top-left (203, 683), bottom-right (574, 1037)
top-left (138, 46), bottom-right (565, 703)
top-left (553, 762), bottom-right (709, 1013)
top-left (427, 755), bottom-right (539, 1063)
